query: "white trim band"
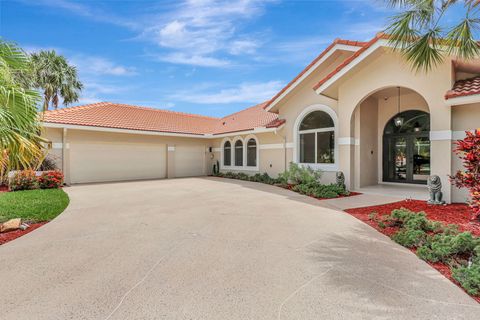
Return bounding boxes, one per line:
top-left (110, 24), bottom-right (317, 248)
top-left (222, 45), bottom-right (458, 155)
top-left (338, 137), bottom-right (355, 145)
top-left (430, 130), bottom-right (452, 141)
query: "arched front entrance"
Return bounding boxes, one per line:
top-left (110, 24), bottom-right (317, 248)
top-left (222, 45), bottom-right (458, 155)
top-left (382, 110), bottom-right (430, 184)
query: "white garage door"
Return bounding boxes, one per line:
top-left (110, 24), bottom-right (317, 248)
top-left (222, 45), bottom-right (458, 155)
top-left (174, 145), bottom-right (206, 178)
top-left (70, 142), bottom-right (167, 184)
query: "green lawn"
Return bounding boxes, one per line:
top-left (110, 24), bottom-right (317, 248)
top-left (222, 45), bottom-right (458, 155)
top-left (0, 189), bottom-right (69, 222)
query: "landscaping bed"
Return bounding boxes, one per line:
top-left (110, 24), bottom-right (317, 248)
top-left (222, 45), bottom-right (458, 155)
top-left (214, 163), bottom-right (360, 200)
top-left (345, 200), bottom-right (480, 236)
top-left (0, 189), bottom-right (69, 245)
top-left (345, 201), bottom-right (480, 302)
top-left (0, 222), bottom-right (47, 245)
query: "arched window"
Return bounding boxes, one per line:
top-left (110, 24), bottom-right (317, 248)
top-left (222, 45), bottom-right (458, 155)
top-left (234, 140), bottom-right (243, 166)
top-left (223, 141), bottom-right (231, 166)
top-left (299, 110), bottom-right (335, 164)
top-left (246, 138), bottom-right (257, 167)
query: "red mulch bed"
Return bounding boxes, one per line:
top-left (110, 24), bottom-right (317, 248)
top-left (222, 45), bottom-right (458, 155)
top-left (345, 200), bottom-right (480, 236)
top-left (0, 222), bottom-right (47, 245)
top-left (0, 185), bottom-right (8, 193)
top-left (345, 200), bottom-right (480, 303)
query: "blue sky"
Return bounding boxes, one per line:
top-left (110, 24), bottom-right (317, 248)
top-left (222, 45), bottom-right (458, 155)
top-left (3, 0), bottom-right (397, 116)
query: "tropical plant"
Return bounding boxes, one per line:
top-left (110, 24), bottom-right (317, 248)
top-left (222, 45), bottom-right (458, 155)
top-left (38, 170), bottom-right (64, 189)
top-left (450, 129), bottom-right (480, 220)
top-left (385, 0), bottom-right (480, 71)
top-left (30, 50), bottom-right (83, 111)
top-left (8, 170), bottom-right (38, 191)
top-left (0, 40), bottom-right (46, 183)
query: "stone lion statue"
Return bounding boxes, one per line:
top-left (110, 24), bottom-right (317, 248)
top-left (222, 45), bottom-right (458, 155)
top-left (336, 171), bottom-right (346, 190)
top-left (427, 175), bottom-right (445, 205)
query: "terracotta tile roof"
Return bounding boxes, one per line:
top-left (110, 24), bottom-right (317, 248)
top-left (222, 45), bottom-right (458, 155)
top-left (445, 76), bottom-right (480, 100)
top-left (263, 38), bottom-right (367, 110)
top-left (211, 101), bottom-right (283, 135)
top-left (312, 33), bottom-right (387, 91)
top-left (42, 102), bottom-right (219, 135)
top-left (42, 101), bottom-right (283, 136)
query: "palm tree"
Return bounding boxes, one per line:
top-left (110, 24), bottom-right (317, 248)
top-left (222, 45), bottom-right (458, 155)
top-left (0, 41), bottom-right (47, 182)
top-left (385, 0), bottom-right (480, 71)
top-left (30, 50), bottom-right (83, 111)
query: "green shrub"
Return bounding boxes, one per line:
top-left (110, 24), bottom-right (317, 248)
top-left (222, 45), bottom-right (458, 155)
top-left (236, 173), bottom-right (249, 180)
top-left (392, 229), bottom-right (427, 248)
top-left (385, 208), bottom-right (441, 232)
top-left (417, 232), bottom-right (480, 263)
top-left (280, 162), bottom-right (322, 185)
top-left (452, 263), bottom-right (480, 295)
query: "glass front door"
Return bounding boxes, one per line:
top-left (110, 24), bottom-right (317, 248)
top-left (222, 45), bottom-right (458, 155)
top-left (383, 135), bottom-right (430, 184)
top-left (383, 110), bottom-right (430, 185)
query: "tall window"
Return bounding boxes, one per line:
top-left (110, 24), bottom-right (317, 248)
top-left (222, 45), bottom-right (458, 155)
top-left (235, 140), bottom-right (243, 166)
top-left (223, 141), bottom-right (231, 166)
top-left (247, 138), bottom-right (257, 167)
top-left (299, 111), bottom-right (335, 164)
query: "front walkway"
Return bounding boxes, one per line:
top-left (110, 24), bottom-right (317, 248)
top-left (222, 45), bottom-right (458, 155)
top-left (0, 178), bottom-right (477, 319)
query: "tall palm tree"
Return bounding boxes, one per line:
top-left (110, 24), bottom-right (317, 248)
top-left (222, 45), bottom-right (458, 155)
top-left (30, 50), bottom-right (83, 111)
top-left (385, 0), bottom-right (480, 71)
top-left (0, 41), bottom-right (47, 182)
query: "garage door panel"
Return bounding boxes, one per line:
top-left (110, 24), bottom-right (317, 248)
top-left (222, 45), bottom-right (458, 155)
top-left (174, 145), bottom-right (206, 178)
top-left (70, 142), bottom-right (166, 183)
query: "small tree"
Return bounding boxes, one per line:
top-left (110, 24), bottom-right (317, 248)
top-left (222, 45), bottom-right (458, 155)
top-left (451, 129), bottom-right (480, 220)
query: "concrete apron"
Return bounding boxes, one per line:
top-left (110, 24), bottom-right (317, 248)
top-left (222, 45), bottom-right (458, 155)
top-left (0, 177), bottom-right (478, 320)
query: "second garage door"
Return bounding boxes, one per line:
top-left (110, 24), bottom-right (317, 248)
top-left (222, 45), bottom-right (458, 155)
top-left (174, 145), bottom-right (206, 178)
top-left (70, 141), bottom-right (167, 184)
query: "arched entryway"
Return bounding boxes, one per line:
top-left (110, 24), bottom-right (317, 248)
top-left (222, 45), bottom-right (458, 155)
top-left (382, 110), bottom-right (430, 184)
top-left (348, 86), bottom-right (431, 190)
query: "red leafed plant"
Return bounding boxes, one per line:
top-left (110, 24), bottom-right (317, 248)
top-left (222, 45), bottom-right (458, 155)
top-left (38, 170), bottom-right (64, 189)
top-left (451, 129), bottom-right (480, 221)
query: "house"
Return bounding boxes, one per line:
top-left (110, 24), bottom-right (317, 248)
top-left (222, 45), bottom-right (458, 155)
top-left (42, 33), bottom-right (480, 203)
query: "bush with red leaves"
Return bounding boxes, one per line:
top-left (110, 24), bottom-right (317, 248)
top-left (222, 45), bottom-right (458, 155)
top-left (451, 129), bottom-right (480, 220)
top-left (38, 170), bottom-right (64, 189)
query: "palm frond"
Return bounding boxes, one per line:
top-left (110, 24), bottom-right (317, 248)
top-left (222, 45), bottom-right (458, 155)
top-left (446, 16), bottom-right (480, 60)
top-left (404, 28), bottom-right (445, 72)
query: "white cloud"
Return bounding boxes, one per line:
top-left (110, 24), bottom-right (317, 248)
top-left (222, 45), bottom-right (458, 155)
top-left (228, 39), bottom-right (260, 55)
top-left (169, 81), bottom-right (283, 104)
top-left (71, 56), bottom-right (137, 76)
top-left (143, 0), bottom-right (275, 66)
top-left (155, 53), bottom-right (230, 67)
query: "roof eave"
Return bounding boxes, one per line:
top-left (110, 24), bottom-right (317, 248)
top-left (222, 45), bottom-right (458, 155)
top-left (314, 38), bottom-right (390, 95)
top-left (264, 42), bottom-right (364, 112)
top-left (42, 122), bottom-right (210, 138)
top-left (208, 123), bottom-right (285, 138)
top-left (445, 93), bottom-right (480, 106)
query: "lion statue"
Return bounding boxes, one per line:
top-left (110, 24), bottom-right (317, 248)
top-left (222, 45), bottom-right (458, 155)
top-left (427, 175), bottom-right (445, 205)
top-left (336, 171), bottom-right (346, 191)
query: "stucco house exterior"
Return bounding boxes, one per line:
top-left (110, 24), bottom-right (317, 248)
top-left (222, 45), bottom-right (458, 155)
top-left (42, 33), bottom-right (480, 203)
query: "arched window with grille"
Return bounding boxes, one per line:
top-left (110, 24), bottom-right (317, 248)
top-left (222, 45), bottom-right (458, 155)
top-left (223, 140), bottom-right (231, 166)
top-left (234, 139), bottom-right (243, 166)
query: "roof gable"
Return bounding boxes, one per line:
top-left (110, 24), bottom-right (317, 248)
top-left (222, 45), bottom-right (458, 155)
top-left (263, 39), bottom-right (366, 111)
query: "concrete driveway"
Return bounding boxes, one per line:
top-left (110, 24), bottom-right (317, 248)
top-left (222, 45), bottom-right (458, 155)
top-left (0, 178), bottom-right (478, 319)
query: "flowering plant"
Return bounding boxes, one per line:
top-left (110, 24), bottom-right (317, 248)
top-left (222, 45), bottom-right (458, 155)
top-left (38, 170), bottom-right (64, 189)
top-left (451, 129), bottom-right (480, 220)
top-left (9, 170), bottom-right (38, 191)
